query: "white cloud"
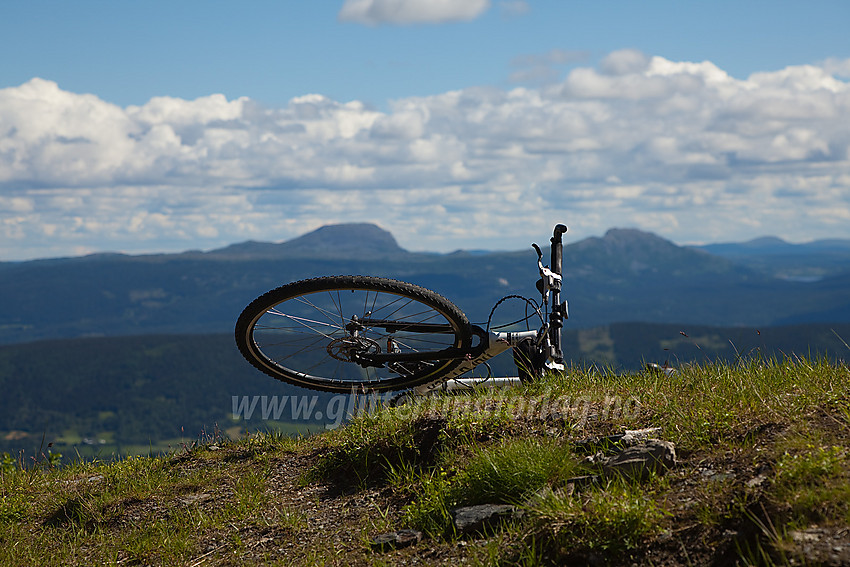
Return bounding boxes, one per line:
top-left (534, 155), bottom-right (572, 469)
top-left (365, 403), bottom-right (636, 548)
top-left (509, 49), bottom-right (589, 85)
top-left (822, 57), bottom-right (850, 78)
top-left (600, 49), bottom-right (650, 76)
top-left (1, 52), bottom-right (850, 260)
top-left (338, 0), bottom-right (490, 25)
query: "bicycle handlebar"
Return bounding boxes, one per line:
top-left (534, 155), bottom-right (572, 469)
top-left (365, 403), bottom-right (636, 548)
top-left (552, 224), bottom-right (568, 241)
top-left (548, 223), bottom-right (567, 364)
top-left (550, 224), bottom-right (566, 277)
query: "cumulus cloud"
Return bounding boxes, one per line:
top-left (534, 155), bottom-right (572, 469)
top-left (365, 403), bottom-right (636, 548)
top-left (823, 57), bottom-right (850, 78)
top-left (600, 49), bottom-right (650, 75)
top-left (1, 51), bottom-right (849, 259)
top-left (509, 49), bottom-right (589, 85)
top-left (338, 0), bottom-right (490, 25)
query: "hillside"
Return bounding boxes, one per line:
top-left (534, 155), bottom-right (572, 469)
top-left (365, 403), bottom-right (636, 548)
top-left (2, 359), bottom-right (849, 566)
top-left (2, 323), bottom-right (848, 460)
top-left (2, 224), bottom-right (850, 345)
top-left (0, 334), bottom-right (333, 459)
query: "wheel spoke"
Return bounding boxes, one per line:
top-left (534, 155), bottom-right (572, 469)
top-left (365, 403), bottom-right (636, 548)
top-left (263, 310), bottom-right (342, 340)
top-left (237, 277), bottom-right (470, 392)
top-left (292, 295), bottom-right (346, 329)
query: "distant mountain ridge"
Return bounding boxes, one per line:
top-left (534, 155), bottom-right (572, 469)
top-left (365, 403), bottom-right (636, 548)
top-left (208, 223), bottom-right (406, 259)
top-left (697, 235), bottom-right (850, 256)
top-left (1, 223), bottom-right (849, 345)
top-left (569, 228), bottom-right (736, 276)
top-left (694, 234), bottom-right (850, 280)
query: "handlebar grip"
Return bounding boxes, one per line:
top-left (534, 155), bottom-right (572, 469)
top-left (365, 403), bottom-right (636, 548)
top-left (552, 224), bottom-right (568, 242)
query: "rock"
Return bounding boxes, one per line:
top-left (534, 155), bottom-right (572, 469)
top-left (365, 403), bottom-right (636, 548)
top-left (601, 439), bottom-right (677, 481)
top-left (452, 504), bottom-right (519, 536)
top-left (179, 493), bottom-right (213, 506)
top-left (746, 473), bottom-right (768, 488)
top-left (787, 527), bottom-right (850, 566)
top-left (370, 529), bottom-right (422, 551)
top-left (571, 429), bottom-right (677, 482)
top-left (700, 468), bottom-right (734, 482)
top-left (573, 427), bottom-right (662, 455)
top-left (564, 475), bottom-right (601, 490)
top-left (621, 427), bottom-right (663, 442)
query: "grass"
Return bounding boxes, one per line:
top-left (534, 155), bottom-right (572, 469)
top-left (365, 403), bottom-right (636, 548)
top-left (0, 356), bottom-right (848, 565)
top-left (527, 478), bottom-right (668, 556)
top-left (398, 437), bottom-right (585, 538)
top-left (458, 437), bottom-right (583, 505)
top-left (772, 442), bottom-right (850, 525)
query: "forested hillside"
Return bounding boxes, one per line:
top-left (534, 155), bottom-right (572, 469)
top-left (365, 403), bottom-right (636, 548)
top-left (0, 334), bottom-right (332, 459)
top-left (2, 323), bottom-right (848, 460)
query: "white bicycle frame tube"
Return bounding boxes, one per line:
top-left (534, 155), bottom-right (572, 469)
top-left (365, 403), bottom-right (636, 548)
top-left (412, 329), bottom-right (539, 394)
top-left (409, 224), bottom-right (568, 396)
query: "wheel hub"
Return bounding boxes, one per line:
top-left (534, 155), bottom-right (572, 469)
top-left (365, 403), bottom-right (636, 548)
top-left (326, 336), bottom-right (381, 362)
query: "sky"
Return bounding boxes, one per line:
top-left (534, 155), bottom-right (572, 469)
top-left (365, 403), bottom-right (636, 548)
top-left (1, 0), bottom-right (850, 260)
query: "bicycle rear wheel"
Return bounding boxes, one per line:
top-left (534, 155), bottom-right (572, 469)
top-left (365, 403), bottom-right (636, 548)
top-left (235, 276), bottom-right (472, 392)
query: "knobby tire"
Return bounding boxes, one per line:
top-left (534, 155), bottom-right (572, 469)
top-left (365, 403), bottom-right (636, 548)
top-left (235, 276), bottom-right (472, 392)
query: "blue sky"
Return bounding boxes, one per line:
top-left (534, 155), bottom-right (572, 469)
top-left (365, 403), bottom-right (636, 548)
top-left (5, 1), bottom-right (847, 108)
top-left (2, 0), bottom-right (850, 260)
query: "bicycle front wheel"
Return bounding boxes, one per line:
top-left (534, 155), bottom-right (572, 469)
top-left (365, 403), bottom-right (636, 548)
top-left (235, 276), bottom-right (472, 392)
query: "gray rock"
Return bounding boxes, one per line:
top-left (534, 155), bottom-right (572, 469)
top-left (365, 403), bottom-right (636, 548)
top-left (564, 474), bottom-right (601, 489)
top-left (370, 529), bottom-right (422, 551)
top-left (746, 473), bottom-right (768, 488)
top-left (787, 527), bottom-right (850, 566)
top-left (573, 427), bottom-right (662, 455)
top-left (452, 504), bottom-right (519, 535)
top-left (601, 439), bottom-right (677, 480)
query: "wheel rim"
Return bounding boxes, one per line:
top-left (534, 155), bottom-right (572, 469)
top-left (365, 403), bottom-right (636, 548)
top-left (247, 286), bottom-right (464, 387)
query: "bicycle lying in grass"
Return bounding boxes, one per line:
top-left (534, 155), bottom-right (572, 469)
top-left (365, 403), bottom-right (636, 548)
top-left (235, 224), bottom-right (569, 393)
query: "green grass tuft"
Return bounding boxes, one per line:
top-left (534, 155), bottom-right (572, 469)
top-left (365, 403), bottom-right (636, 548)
top-left (528, 479), bottom-right (667, 556)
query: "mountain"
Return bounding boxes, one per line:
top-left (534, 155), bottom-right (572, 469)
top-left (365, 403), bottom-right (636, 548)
top-left (698, 235), bottom-right (850, 256)
top-left (568, 228), bottom-right (739, 277)
top-left (207, 223), bottom-right (406, 259)
top-left (698, 236), bottom-right (793, 256)
top-left (694, 236), bottom-right (850, 280)
top-left (1, 224), bottom-right (849, 345)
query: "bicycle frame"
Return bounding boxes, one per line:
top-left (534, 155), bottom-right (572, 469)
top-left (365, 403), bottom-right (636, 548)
top-left (409, 223), bottom-right (569, 394)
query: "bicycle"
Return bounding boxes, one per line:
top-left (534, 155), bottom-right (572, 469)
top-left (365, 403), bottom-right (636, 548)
top-left (235, 224), bottom-right (569, 393)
